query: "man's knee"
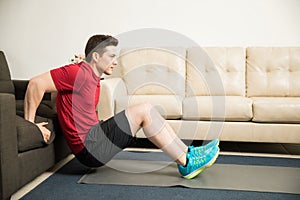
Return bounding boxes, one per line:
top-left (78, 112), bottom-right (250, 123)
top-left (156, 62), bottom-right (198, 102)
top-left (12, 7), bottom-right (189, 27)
top-left (141, 102), bottom-right (160, 123)
top-left (125, 102), bottom-right (153, 126)
top-left (130, 102), bottom-right (153, 116)
top-left (139, 102), bottom-right (166, 136)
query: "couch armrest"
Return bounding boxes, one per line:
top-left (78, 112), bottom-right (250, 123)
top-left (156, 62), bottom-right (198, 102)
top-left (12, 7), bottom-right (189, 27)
top-left (97, 78), bottom-right (127, 120)
top-left (13, 80), bottom-right (51, 101)
top-left (0, 93), bottom-right (18, 199)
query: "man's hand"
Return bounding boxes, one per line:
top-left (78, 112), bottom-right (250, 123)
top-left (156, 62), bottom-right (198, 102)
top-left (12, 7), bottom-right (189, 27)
top-left (70, 54), bottom-right (85, 64)
top-left (36, 122), bottom-right (51, 143)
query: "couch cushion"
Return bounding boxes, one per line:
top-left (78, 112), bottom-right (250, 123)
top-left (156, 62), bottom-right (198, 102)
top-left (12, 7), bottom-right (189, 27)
top-left (247, 47), bottom-right (300, 97)
top-left (252, 97), bottom-right (300, 123)
top-left (115, 95), bottom-right (182, 119)
top-left (118, 47), bottom-right (186, 96)
top-left (186, 47), bottom-right (246, 96)
top-left (183, 96), bottom-right (253, 121)
top-left (16, 115), bottom-right (54, 152)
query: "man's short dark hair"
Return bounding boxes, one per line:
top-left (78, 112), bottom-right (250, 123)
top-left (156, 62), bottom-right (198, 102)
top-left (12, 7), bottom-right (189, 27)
top-left (85, 35), bottom-right (118, 62)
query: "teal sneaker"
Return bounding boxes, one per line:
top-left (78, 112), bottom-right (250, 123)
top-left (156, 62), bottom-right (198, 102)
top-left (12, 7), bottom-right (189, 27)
top-left (178, 146), bottom-right (219, 179)
top-left (189, 139), bottom-right (219, 156)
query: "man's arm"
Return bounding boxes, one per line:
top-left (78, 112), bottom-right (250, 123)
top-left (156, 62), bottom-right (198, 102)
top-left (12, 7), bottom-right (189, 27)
top-left (24, 71), bottom-right (57, 142)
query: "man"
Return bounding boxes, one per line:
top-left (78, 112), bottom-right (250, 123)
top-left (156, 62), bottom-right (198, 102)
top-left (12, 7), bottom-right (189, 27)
top-left (24, 34), bottom-right (219, 179)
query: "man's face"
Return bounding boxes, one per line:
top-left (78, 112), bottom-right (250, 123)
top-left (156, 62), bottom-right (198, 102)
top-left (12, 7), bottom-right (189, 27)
top-left (96, 45), bottom-right (118, 75)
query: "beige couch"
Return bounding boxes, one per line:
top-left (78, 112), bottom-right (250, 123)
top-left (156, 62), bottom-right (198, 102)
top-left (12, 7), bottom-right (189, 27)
top-left (97, 47), bottom-right (300, 143)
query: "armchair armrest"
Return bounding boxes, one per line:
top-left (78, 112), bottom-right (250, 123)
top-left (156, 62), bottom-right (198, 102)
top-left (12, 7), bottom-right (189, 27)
top-left (0, 93), bottom-right (18, 199)
top-left (97, 78), bottom-right (127, 120)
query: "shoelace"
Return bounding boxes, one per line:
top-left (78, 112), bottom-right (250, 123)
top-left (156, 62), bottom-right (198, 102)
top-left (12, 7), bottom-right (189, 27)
top-left (187, 153), bottom-right (207, 166)
top-left (190, 145), bottom-right (207, 153)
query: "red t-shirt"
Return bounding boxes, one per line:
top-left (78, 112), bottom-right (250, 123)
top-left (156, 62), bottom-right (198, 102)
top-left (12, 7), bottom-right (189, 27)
top-left (50, 62), bottom-right (100, 154)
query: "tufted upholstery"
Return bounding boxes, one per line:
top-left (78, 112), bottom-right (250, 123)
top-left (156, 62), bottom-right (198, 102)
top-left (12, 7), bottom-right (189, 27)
top-left (186, 47), bottom-right (246, 96)
top-left (247, 47), bottom-right (300, 123)
top-left (114, 47), bottom-right (186, 118)
top-left (98, 46), bottom-right (300, 143)
top-left (247, 47), bottom-right (300, 97)
top-left (185, 47), bottom-right (249, 121)
top-left (118, 47), bottom-right (186, 96)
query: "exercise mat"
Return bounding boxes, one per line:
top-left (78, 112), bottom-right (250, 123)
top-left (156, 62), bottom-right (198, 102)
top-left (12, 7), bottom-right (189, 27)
top-left (78, 159), bottom-right (300, 194)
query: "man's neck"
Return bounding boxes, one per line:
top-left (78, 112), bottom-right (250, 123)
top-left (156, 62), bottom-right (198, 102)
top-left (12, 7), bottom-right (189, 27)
top-left (85, 61), bottom-right (101, 77)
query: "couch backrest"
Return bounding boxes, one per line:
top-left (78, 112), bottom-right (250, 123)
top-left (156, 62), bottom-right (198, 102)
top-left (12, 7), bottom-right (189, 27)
top-left (0, 51), bottom-right (14, 94)
top-left (247, 47), bottom-right (300, 97)
top-left (186, 47), bottom-right (246, 96)
top-left (116, 47), bottom-right (186, 96)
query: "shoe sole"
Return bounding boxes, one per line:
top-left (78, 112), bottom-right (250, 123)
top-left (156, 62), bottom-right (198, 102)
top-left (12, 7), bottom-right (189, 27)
top-left (183, 148), bottom-right (220, 180)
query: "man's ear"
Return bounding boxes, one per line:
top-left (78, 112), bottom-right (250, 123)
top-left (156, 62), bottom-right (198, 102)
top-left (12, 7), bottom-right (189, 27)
top-left (92, 52), bottom-right (99, 62)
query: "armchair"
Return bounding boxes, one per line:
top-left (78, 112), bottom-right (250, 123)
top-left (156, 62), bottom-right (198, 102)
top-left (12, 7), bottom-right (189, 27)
top-left (0, 51), bottom-right (70, 200)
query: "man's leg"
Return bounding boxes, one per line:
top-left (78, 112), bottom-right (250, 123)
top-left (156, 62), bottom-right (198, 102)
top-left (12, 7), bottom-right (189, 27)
top-left (125, 103), bottom-right (188, 166)
top-left (125, 103), bottom-right (219, 179)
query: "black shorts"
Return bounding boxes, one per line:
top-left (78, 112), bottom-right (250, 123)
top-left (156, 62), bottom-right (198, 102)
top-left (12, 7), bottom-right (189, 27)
top-left (75, 110), bottom-right (136, 168)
